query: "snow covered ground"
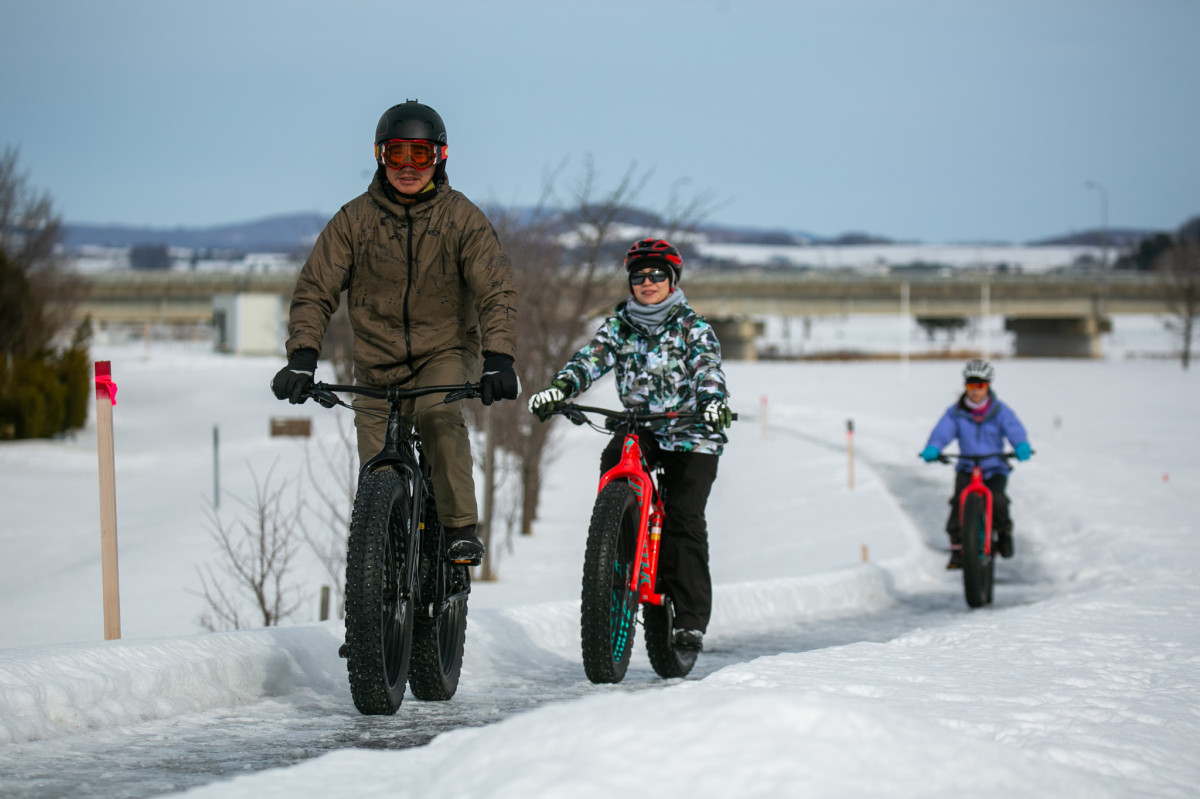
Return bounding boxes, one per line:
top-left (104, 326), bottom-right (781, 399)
top-left (696, 241), bottom-right (1108, 273)
top-left (0, 328), bottom-right (1197, 797)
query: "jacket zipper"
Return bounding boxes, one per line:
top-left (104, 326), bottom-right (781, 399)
top-left (402, 206), bottom-right (414, 366)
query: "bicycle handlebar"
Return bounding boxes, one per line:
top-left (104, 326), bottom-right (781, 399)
top-left (927, 451), bottom-right (1031, 464)
top-left (306, 381), bottom-right (483, 409)
top-left (554, 402), bottom-right (738, 430)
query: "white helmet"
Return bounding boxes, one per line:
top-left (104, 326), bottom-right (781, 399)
top-left (963, 359), bottom-right (994, 383)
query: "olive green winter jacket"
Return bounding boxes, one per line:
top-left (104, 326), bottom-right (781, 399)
top-left (285, 175), bottom-right (517, 386)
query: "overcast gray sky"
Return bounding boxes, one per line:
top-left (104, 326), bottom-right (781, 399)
top-left (3, 0), bottom-right (1197, 243)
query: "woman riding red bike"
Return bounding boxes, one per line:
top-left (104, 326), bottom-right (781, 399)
top-left (921, 359), bottom-right (1032, 569)
top-left (529, 238), bottom-right (732, 654)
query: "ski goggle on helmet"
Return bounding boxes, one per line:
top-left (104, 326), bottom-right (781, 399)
top-left (375, 139), bottom-right (447, 171)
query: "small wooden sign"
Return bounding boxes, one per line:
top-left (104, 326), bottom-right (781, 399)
top-left (270, 417), bottom-right (312, 438)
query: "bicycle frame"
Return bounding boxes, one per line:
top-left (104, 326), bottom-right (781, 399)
top-left (559, 403), bottom-right (727, 608)
top-left (308, 380), bottom-right (481, 606)
top-left (957, 462), bottom-right (995, 556)
top-left (596, 430), bottom-right (666, 606)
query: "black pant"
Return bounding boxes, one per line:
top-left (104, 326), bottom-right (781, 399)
top-left (600, 434), bottom-right (719, 632)
top-left (945, 471), bottom-right (1011, 545)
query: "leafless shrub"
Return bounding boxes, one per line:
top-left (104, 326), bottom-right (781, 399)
top-left (297, 413), bottom-right (357, 617)
top-left (476, 159), bottom-right (718, 540)
top-left (194, 464), bottom-right (304, 631)
top-left (1157, 237), bottom-right (1200, 370)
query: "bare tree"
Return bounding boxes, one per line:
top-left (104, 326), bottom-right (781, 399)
top-left (0, 146), bottom-right (78, 356)
top-left (194, 464), bottom-right (305, 630)
top-left (297, 414), bottom-right (357, 616)
top-left (1157, 237), bottom-right (1200, 370)
top-left (473, 159), bottom-right (718, 548)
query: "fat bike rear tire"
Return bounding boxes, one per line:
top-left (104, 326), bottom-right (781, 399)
top-left (644, 598), bottom-right (697, 679)
top-left (343, 469), bottom-right (415, 715)
top-left (409, 552), bottom-right (470, 701)
top-left (581, 482), bottom-right (640, 684)
top-left (960, 494), bottom-right (993, 608)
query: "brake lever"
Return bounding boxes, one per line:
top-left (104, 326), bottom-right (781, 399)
top-left (309, 386), bottom-right (339, 408)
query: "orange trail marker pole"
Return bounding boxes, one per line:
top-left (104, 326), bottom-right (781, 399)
top-left (95, 361), bottom-right (121, 640)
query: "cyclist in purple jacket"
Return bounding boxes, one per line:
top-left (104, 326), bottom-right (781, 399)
top-left (921, 360), bottom-right (1032, 569)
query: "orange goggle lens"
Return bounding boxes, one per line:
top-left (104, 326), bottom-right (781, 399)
top-left (965, 380), bottom-right (989, 388)
top-left (376, 139), bottom-right (442, 170)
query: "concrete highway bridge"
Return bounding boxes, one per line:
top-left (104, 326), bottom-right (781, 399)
top-left (73, 269), bottom-right (1174, 359)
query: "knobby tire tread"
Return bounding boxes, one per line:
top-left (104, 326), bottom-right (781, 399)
top-left (409, 556), bottom-right (469, 701)
top-left (581, 482), bottom-right (639, 684)
top-left (644, 600), bottom-right (697, 679)
top-left (344, 470), bottom-right (413, 715)
top-left (961, 494), bottom-right (992, 608)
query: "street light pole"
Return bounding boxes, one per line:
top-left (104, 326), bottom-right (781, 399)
top-left (1085, 180), bottom-right (1110, 315)
top-left (1085, 180), bottom-right (1109, 270)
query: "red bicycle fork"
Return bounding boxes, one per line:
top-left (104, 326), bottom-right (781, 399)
top-left (597, 433), bottom-right (666, 606)
top-left (957, 465), bottom-right (995, 555)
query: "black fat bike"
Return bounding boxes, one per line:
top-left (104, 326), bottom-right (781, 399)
top-left (307, 380), bottom-right (481, 715)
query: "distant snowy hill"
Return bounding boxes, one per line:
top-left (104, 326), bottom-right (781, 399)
top-left (62, 213), bottom-right (330, 253)
top-left (63, 208), bottom-right (1166, 256)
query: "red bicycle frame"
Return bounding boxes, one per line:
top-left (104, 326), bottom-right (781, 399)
top-left (956, 461), bottom-right (995, 556)
top-left (596, 428), bottom-right (668, 607)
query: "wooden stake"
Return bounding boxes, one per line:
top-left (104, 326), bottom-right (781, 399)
top-left (760, 395), bottom-right (768, 441)
top-left (95, 362), bottom-right (121, 640)
top-left (846, 419), bottom-right (855, 491)
top-left (861, 544), bottom-right (869, 563)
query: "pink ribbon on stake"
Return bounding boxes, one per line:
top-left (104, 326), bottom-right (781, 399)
top-left (95, 361), bottom-right (119, 405)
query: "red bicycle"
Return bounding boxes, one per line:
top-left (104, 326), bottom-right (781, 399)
top-left (549, 403), bottom-right (734, 683)
top-left (930, 451), bottom-right (1022, 608)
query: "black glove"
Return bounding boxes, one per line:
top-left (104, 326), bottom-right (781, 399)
top-left (480, 353), bottom-right (520, 406)
top-left (271, 348), bottom-right (318, 404)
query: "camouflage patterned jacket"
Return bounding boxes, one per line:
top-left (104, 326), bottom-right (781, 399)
top-left (554, 291), bottom-right (729, 454)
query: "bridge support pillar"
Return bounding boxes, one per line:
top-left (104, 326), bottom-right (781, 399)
top-left (709, 318), bottom-right (764, 361)
top-left (1005, 316), bottom-right (1111, 358)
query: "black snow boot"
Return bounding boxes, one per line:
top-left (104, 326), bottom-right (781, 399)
top-left (445, 524), bottom-right (485, 565)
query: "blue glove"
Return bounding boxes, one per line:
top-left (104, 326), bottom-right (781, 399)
top-left (920, 445), bottom-right (940, 463)
top-left (1015, 441), bottom-right (1032, 461)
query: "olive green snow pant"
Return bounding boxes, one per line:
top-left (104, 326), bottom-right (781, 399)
top-left (352, 349), bottom-right (478, 528)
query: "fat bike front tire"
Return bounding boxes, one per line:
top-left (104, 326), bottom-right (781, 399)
top-left (960, 494), bottom-right (993, 608)
top-left (343, 469), bottom-right (415, 715)
top-left (409, 547), bottom-right (470, 701)
top-left (580, 482), bottom-right (640, 684)
top-left (644, 598), bottom-right (697, 679)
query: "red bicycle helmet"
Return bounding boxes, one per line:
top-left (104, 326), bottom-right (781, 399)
top-left (624, 238), bottom-right (683, 284)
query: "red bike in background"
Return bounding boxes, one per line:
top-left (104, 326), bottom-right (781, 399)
top-left (930, 451), bottom-right (1023, 608)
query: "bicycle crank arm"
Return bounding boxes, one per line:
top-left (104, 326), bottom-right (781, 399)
top-left (430, 590), bottom-right (471, 618)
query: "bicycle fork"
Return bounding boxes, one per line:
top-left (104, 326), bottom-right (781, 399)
top-left (957, 466), bottom-right (996, 555)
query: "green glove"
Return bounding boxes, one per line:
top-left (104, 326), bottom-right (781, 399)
top-left (702, 399), bottom-right (733, 431)
top-left (528, 378), bottom-right (572, 422)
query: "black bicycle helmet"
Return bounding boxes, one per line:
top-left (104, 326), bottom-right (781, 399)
top-left (375, 100), bottom-right (447, 145)
top-left (624, 238), bottom-right (684, 285)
